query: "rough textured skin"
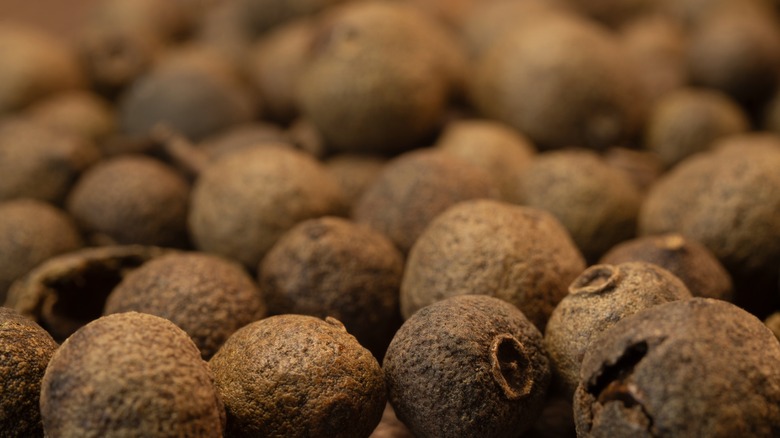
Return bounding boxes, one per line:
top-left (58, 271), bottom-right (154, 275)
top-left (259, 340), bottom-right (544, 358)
top-left (0, 118), bottom-right (100, 204)
top-left (118, 64), bottom-right (255, 143)
top-left (401, 199), bottom-right (585, 330)
top-left (189, 145), bottom-right (347, 269)
top-left (645, 88), bottom-right (749, 168)
top-left (544, 262), bottom-right (692, 395)
top-left (105, 252), bottom-right (266, 359)
top-left (574, 298), bottom-right (780, 437)
top-left (0, 200), bottom-right (83, 304)
top-left (24, 90), bottom-right (116, 144)
top-left (209, 315), bottom-right (385, 438)
top-left (0, 307), bottom-right (58, 437)
top-left (600, 233), bottom-right (734, 301)
top-left (384, 295), bottom-right (551, 438)
top-left (260, 217), bottom-right (404, 359)
top-left (40, 312), bottom-right (225, 437)
top-left (353, 149), bottom-right (499, 254)
top-left (325, 154), bottom-right (386, 208)
top-left (518, 150), bottom-right (642, 262)
top-left (67, 155), bottom-right (190, 247)
top-left (298, 2), bottom-right (464, 154)
top-left (687, 8), bottom-right (780, 107)
top-left (471, 15), bottom-right (644, 151)
top-left (436, 119), bottom-right (536, 204)
top-left (639, 137), bottom-right (780, 296)
top-left (0, 24), bottom-right (83, 113)
top-left (5, 245), bottom-right (170, 342)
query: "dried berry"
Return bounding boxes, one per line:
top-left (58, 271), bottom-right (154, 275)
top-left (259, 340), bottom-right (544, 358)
top-left (353, 149), bottom-right (499, 253)
top-left (644, 88), bottom-right (749, 168)
top-left (198, 122), bottom-right (290, 161)
top-left (209, 315), bottom-right (385, 437)
top-left (471, 14), bottom-right (644, 150)
top-left (40, 312), bottom-right (225, 437)
top-left (384, 295), bottom-right (551, 437)
top-left (298, 2), bottom-right (464, 153)
top-left (0, 199), bottom-right (82, 303)
top-left (105, 252), bottom-right (266, 358)
top-left (260, 217), bottom-right (404, 359)
top-left (600, 233), bottom-right (734, 301)
top-left (436, 119), bottom-right (536, 204)
top-left (24, 90), bottom-right (116, 144)
top-left (67, 155), bottom-right (190, 247)
top-left (544, 262), bottom-right (692, 395)
top-left (401, 199), bottom-right (585, 331)
top-left (518, 149), bottom-right (642, 262)
top-left (235, 0), bottom-right (345, 36)
top-left (189, 145), bottom-right (347, 268)
top-left (602, 147), bottom-right (663, 194)
top-left (6, 245), bottom-right (170, 342)
top-left (574, 298), bottom-right (780, 437)
top-left (0, 307), bottom-right (58, 437)
top-left (325, 154), bottom-right (386, 208)
top-left (0, 118), bottom-right (100, 204)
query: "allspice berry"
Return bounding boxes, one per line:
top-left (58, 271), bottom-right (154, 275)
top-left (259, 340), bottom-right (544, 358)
top-left (298, 2), bottom-right (464, 153)
top-left (0, 24), bottom-right (84, 113)
top-left (260, 217), bottom-right (404, 359)
top-left (104, 252), bottom-right (266, 359)
top-left (384, 295), bottom-right (551, 438)
top-left (189, 145), bottom-right (347, 268)
top-left (518, 149), bottom-right (642, 262)
top-left (471, 15), bottom-right (644, 150)
top-left (40, 312), bottom-right (225, 437)
top-left (325, 154), bottom-right (386, 208)
top-left (209, 315), bottom-right (385, 437)
top-left (353, 149), bottom-right (499, 253)
top-left (0, 307), bottom-right (58, 437)
top-left (639, 136), bottom-right (780, 313)
top-left (644, 88), bottom-right (749, 168)
top-left (544, 262), bottom-right (692, 395)
top-left (0, 118), bottom-right (101, 204)
top-left (574, 298), bottom-right (780, 437)
top-left (435, 119), bottom-right (536, 204)
top-left (67, 155), bottom-right (190, 247)
top-left (600, 233), bottom-right (734, 301)
top-left (5, 245), bottom-right (170, 342)
top-left (0, 199), bottom-right (82, 304)
top-left (401, 199), bottom-right (585, 330)
top-left (24, 90), bottom-right (117, 145)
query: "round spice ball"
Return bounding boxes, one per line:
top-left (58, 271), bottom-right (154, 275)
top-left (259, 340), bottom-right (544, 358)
top-left (0, 118), bottom-right (100, 204)
top-left (639, 136), bottom-right (780, 311)
top-left (0, 199), bottom-right (82, 304)
top-left (0, 307), bottom-right (58, 437)
top-left (602, 147), bottom-right (664, 194)
top-left (518, 149), bottom-right (642, 262)
top-left (544, 262), bottom-right (692, 395)
top-left (189, 145), bottom-right (347, 269)
top-left (5, 245), bottom-right (170, 343)
top-left (435, 119), bottom-right (536, 204)
top-left (574, 298), bottom-right (780, 437)
top-left (687, 7), bottom-right (780, 108)
top-left (209, 315), bottom-right (385, 437)
top-left (24, 90), bottom-right (116, 145)
top-left (198, 122), bottom-right (289, 162)
top-left (325, 154), bottom-right (386, 208)
top-left (353, 149), bottom-right (499, 254)
top-left (0, 24), bottom-right (84, 113)
top-left (118, 60), bottom-right (255, 143)
top-left (235, 0), bottom-right (345, 36)
top-left (471, 14), bottom-right (644, 150)
top-left (67, 155), bottom-right (190, 247)
top-left (260, 217), bottom-right (404, 358)
top-left (104, 252), bottom-right (266, 359)
top-left (384, 295), bottom-right (551, 438)
top-left (600, 233), bottom-right (734, 301)
top-left (401, 199), bottom-right (585, 330)
top-left (298, 2), bottom-right (464, 154)
top-left (40, 312), bottom-right (225, 437)
top-left (644, 88), bottom-right (749, 168)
